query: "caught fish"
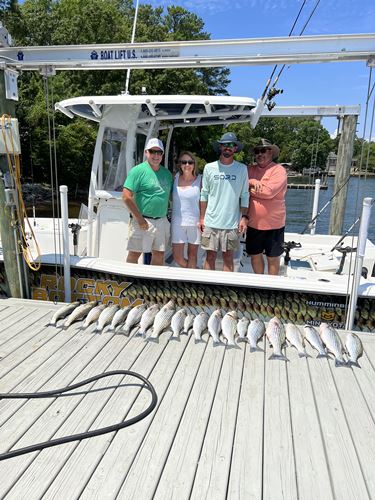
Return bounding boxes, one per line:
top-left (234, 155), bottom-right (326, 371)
top-left (120, 304), bottom-right (147, 336)
top-left (207, 309), bottom-right (223, 346)
top-left (193, 312), bottom-right (209, 343)
top-left (303, 325), bottom-right (327, 358)
top-left (63, 300), bottom-right (98, 328)
top-left (82, 304), bottom-right (106, 329)
top-left (266, 318), bottom-right (288, 361)
top-left (285, 323), bottom-right (307, 358)
top-left (148, 300), bottom-right (176, 342)
top-left (94, 304), bottom-right (120, 332)
top-left (345, 332), bottom-right (363, 367)
top-left (319, 323), bottom-right (345, 366)
top-left (138, 304), bottom-right (160, 337)
top-left (247, 318), bottom-right (265, 352)
top-left (183, 313), bottom-right (195, 334)
top-left (236, 317), bottom-right (249, 343)
top-left (170, 308), bottom-right (187, 340)
top-left (108, 305), bottom-right (132, 331)
top-left (49, 301), bottom-right (80, 326)
top-left (221, 311), bottom-right (238, 348)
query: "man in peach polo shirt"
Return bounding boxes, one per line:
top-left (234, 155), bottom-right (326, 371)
top-left (246, 138), bottom-right (287, 275)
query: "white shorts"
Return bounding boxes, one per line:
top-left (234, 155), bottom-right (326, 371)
top-left (127, 217), bottom-right (170, 253)
top-left (171, 224), bottom-right (201, 245)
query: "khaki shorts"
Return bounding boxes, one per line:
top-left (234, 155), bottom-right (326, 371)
top-left (201, 227), bottom-right (240, 252)
top-left (127, 217), bottom-right (170, 253)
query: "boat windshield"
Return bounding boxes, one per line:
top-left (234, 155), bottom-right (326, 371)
top-left (100, 127), bottom-right (127, 191)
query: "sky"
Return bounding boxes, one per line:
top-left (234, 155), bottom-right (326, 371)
top-left (146, 0), bottom-right (375, 138)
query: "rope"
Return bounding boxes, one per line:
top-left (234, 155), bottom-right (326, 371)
top-left (0, 114), bottom-right (42, 270)
top-left (43, 74), bottom-right (63, 293)
top-left (0, 370), bottom-right (157, 461)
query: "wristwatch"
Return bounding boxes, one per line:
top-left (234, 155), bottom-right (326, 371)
top-left (241, 214), bottom-right (249, 220)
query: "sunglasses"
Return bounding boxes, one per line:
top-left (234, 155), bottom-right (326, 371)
top-left (221, 142), bottom-right (237, 148)
top-left (254, 147), bottom-right (271, 154)
top-left (148, 149), bottom-right (163, 155)
top-left (179, 160), bottom-right (194, 165)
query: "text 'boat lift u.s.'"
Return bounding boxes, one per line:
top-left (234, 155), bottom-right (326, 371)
top-left (0, 26), bottom-right (375, 332)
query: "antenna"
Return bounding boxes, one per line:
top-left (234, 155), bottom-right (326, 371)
top-left (124, 0), bottom-right (140, 95)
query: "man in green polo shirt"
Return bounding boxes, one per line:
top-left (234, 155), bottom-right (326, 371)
top-left (123, 138), bottom-right (173, 266)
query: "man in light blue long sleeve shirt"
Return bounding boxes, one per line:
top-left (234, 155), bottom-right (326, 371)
top-left (200, 132), bottom-right (249, 272)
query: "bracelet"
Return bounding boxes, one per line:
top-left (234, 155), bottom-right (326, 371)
top-left (241, 214), bottom-right (249, 220)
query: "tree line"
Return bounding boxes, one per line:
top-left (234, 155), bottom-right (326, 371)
top-left (1, 0), bottom-right (374, 196)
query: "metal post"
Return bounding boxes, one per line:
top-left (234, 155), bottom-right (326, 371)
top-left (59, 185), bottom-right (71, 302)
top-left (310, 178), bottom-right (321, 235)
top-left (345, 197), bottom-right (373, 330)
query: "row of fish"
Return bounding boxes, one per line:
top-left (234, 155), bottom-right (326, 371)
top-left (49, 300), bottom-right (364, 366)
top-left (265, 317), bottom-right (363, 367)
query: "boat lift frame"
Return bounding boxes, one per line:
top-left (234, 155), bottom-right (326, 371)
top-left (0, 32), bottom-right (374, 71)
top-left (0, 26), bottom-right (374, 321)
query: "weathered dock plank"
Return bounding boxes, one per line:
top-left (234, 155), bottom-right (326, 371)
top-left (0, 299), bottom-right (375, 500)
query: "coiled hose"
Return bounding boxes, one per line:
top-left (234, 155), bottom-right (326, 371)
top-left (0, 370), bottom-right (157, 461)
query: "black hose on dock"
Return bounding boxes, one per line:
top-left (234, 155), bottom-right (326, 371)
top-left (0, 370), bottom-right (157, 461)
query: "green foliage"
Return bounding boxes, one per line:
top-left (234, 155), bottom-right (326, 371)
top-left (9, 0), bottom-right (231, 190)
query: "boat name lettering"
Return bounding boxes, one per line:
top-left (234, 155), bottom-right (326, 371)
top-left (31, 274), bottom-right (137, 305)
top-left (305, 300), bottom-right (345, 309)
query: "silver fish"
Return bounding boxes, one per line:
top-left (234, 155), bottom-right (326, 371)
top-left (286, 323), bottom-right (307, 358)
top-left (121, 304), bottom-right (147, 336)
top-left (148, 301), bottom-right (176, 342)
top-left (207, 309), bottom-right (223, 346)
top-left (95, 304), bottom-right (120, 332)
top-left (221, 311), bottom-right (237, 347)
top-left (49, 301), bottom-right (80, 326)
top-left (319, 323), bottom-right (345, 366)
top-left (303, 325), bottom-right (327, 358)
top-left (138, 304), bottom-right (160, 337)
top-left (247, 318), bottom-right (265, 352)
top-left (108, 306), bottom-right (132, 331)
top-left (236, 317), bottom-right (250, 343)
top-left (193, 312), bottom-right (209, 343)
top-left (170, 308), bottom-right (187, 340)
top-left (266, 319), bottom-right (288, 361)
top-left (82, 304), bottom-right (106, 328)
top-left (63, 300), bottom-right (98, 328)
top-left (345, 332), bottom-right (363, 367)
top-left (183, 313), bottom-right (195, 334)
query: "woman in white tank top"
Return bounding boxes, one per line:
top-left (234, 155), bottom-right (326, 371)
top-left (171, 151), bottom-right (201, 268)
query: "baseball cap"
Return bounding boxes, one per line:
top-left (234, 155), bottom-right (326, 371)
top-left (145, 138), bottom-right (164, 152)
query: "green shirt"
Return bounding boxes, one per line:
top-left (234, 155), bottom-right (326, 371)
top-left (124, 161), bottom-right (173, 218)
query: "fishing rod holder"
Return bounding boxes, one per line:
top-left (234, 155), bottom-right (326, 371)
top-left (333, 244), bottom-right (356, 275)
top-left (68, 222), bottom-right (81, 256)
top-left (282, 241), bottom-right (302, 265)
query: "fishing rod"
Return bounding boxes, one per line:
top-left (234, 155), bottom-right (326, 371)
top-left (263, 0), bottom-right (321, 108)
top-left (300, 175), bottom-right (351, 234)
top-left (260, 0), bottom-right (308, 101)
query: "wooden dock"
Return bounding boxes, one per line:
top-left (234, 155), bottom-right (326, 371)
top-left (0, 298), bottom-right (375, 499)
top-left (287, 183), bottom-right (328, 190)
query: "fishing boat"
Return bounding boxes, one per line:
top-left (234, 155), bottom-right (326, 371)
top-left (0, 33), bottom-right (374, 332)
